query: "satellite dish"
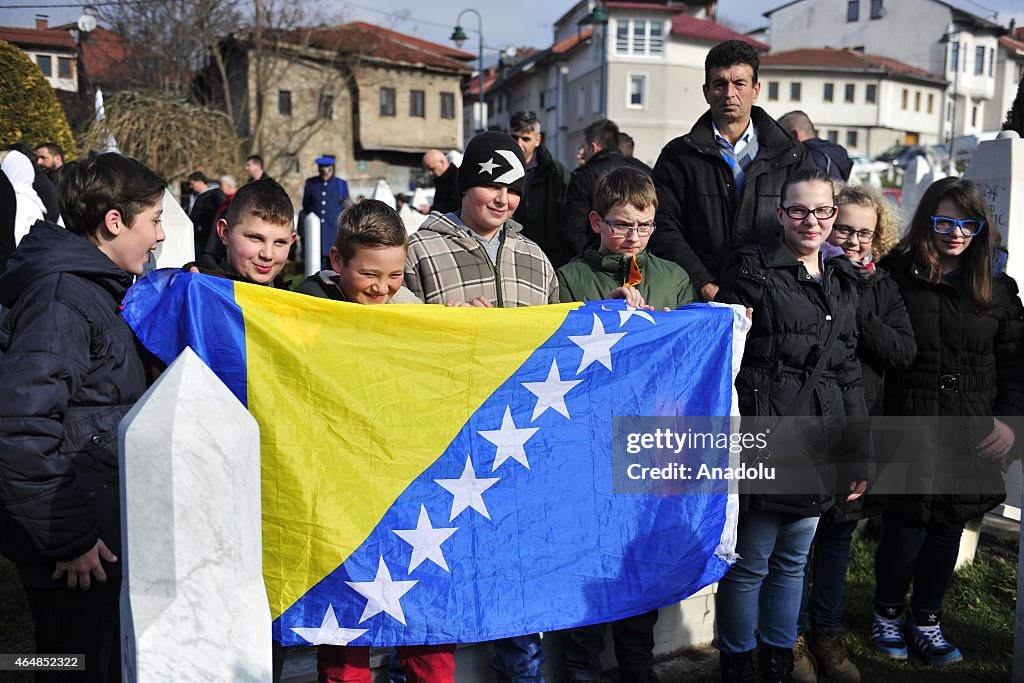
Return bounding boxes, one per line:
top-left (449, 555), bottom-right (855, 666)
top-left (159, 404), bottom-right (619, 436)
top-left (77, 13), bottom-right (97, 33)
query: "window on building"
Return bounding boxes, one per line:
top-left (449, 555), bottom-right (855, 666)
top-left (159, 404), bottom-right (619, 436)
top-left (827, 130), bottom-right (839, 143)
top-left (844, 83), bottom-right (855, 102)
top-left (865, 83), bottom-right (877, 103)
top-left (577, 86), bottom-right (586, 118)
top-left (824, 83), bottom-right (834, 102)
top-left (972, 104), bottom-right (979, 126)
top-left (846, 131), bottom-right (858, 147)
top-left (975, 45), bottom-right (985, 75)
top-left (58, 56), bottom-right (72, 78)
top-left (591, 79), bottom-right (600, 113)
top-left (870, 0), bottom-right (884, 19)
top-left (947, 100), bottom-right (954, 121)
top-left (847, 0), bottom-right (860, 22)
top-left (410, 89), bottom-right (425, 118)
top-left (318, 92), bottom-right (334, 120)
top-left (628, 74), bottom-right (646, 108)
top-left (768, 81), bottom-right (779, 101)
top-left (901, 88), bottom-right (908, 109)
top-left (614, 18), bottom-right (665, 56)
top-left (950, 42), bottom-right (960, 72)
top-left (36, 54), bottom-right (52, 77)
top-left (278, 90), bottom-right (292, 116)
top-left (380, 87), bottom-right (396, 117)
top-left (791, 82), bottom-right (802, 101)
top-left (989, 47), bottom-right (995, 76)
top-left (914, 91), bottom-right (921, 111)
top-left (540, 90), bottom-right (547, 109)
top-left (928, 93), bottom-right (934, 113)
top-left (440, 92), bottom-right (455, 119)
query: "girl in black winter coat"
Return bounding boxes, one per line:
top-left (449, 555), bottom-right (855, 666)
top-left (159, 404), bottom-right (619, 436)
top-left (794, 185), bottom-right (916, 683)
top-left (715, 169), bottom-right (869, 682)
top-left (872, 177), bottom-right (1024, 668)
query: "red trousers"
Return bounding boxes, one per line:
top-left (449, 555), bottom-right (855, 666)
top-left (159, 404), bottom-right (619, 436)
top-left (317, 644), bottom-right (456, 683)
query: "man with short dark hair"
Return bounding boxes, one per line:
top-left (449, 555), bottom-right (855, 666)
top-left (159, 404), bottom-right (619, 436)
top-left (34, 142), bottom-right (64, 180)
top-left (187, 171), bottom-right (225, 259)
top-left (617, 132), bottom-right (651, 173)
top-left (777, 111), bottom-right (852, 182)
top-left (244, 154), bottom-right (269, 183)
top-left (648, 40), bottom-right (814, 301)
top-left (508, 110), bottom-right (571, 267)
top-left (562, 118), bottom-right (651, 262)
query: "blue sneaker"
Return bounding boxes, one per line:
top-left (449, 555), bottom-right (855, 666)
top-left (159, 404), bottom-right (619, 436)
top-left (906, 613), bottom-right (963, 667)
top-left (871, 611), bottom-right (908, 659)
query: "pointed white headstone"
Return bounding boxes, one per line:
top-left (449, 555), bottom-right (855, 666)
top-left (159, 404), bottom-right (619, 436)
top-left (963, 131), bottom-right (1024, 283)
top-left (119, 348), bottom-right (270, 682)
top-left (144, 189), bottom-right (196, 275)
top-left (372, 179), bottom-right (396, 209)
top-left (900, 155), bottom-right (946, 222)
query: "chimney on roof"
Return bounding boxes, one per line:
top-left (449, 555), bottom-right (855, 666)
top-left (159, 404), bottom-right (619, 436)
top-left (36, 15), bottom-right (48, 30)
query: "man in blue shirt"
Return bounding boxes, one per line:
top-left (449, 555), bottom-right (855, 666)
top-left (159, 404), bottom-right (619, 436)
top-left (301, 155), bottom-right (350, 263)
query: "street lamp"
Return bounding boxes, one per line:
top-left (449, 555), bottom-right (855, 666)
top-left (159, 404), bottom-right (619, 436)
top-left (451, 9), bottom-right (484, 134)
top-left (577, 2), bottom-right (609, 119)
top-left (939, 23), bottom-right (960, 164)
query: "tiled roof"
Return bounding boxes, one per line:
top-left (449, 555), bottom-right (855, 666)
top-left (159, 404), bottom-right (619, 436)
top-left (79, 27), bottom-right (137, 83)
top-left (999, 35), bottom-right (1024, 53)
top-left (280, 22), bottom-right (472, 73)
top-left (552, 27), bottom-right (593, 54)
top-left (761, 47), bottom-right (944, 82)
top-left (464, 66), bottom-right (499, 96)
top-left (0, 24), bottom-right (75, 50)
top-left (670, 14), bottom-right (769, 51)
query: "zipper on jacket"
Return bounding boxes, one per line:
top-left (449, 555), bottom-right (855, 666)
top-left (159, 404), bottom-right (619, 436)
top-left (493, 235), bottom-right (505, 308)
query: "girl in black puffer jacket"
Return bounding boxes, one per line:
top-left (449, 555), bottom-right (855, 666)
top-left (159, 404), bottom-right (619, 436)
top-left (872, 177), bottom-right (1024, 668)
top-left (794, 185), bottom-right (916, 683)
top-left (715, 169), bottom-right (869, 682)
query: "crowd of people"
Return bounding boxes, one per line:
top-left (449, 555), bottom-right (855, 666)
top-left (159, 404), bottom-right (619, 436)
top-left (0, 37), bottom-right (1021, 683)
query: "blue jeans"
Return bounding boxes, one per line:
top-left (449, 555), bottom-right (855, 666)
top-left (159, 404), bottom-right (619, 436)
top-left (491, 634), bottom-right (546, 683)
top-left (715, 510), bottom-right (819, 653)
top-left (797, 518), bottom-right (857, 631)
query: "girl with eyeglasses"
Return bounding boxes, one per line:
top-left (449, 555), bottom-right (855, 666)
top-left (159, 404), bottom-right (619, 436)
top-left (871, 177), bottom-right (1024, 667)
top-left (715, 169), bottom-right (869, 682)
top-left (790, 185), bottom-right (917, 683)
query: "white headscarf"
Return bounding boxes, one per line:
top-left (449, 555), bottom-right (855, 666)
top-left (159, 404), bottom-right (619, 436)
top-left (1, 151), bottom-right (46, 245)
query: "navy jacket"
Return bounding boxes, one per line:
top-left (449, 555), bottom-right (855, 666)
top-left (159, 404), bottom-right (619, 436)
top-left (0, 221), bottom-right (149, 586)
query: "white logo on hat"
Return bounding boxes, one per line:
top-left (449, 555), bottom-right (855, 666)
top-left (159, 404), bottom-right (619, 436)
top-left (478, 157), bottom-right (499, 175)
top-left (492, 150), bottom-right (525, 185)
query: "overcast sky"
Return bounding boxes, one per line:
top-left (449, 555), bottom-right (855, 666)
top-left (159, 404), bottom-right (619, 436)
top-left (2, 0), bottom-right (1022, 55)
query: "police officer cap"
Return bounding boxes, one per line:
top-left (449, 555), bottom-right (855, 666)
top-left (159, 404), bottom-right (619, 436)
top-left (315, 155), bottom-right (336, 166)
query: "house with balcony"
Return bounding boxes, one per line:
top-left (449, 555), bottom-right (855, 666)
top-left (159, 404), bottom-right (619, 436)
top-left (759, 47), bottom-right (947, 156)
top-left (762, 0), bottom-right (1011, 143)
top-left (988, 26), bottom-right (1024, 129)
top-left (474, 0), bottom-right (766, 169)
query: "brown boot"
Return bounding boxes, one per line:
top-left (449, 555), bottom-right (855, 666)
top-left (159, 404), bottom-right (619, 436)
top-left (792, 632), bottom-right (817, 683)
top-left (809, 627), bottom-right (861, 683)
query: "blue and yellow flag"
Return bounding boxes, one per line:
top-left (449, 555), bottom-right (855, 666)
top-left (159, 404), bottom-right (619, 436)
top-left (122, 269), bottom-right (740, 647)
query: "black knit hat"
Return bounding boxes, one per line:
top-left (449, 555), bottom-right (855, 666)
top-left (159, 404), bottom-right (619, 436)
top-left (457, 131), bottom-right (527, 196)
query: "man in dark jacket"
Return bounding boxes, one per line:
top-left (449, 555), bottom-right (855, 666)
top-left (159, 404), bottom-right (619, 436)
top-left (648, 40), bottom-right (815, 301)
top-left (187, 171), bottom-right (226, 257)
top-left (778, 110), bottom-right (853, 182)
top-left (562, 118), bottom-right (651, 262)
top-left (0, 152), bottom-right (166, 683)
top-left (423, 149), bottom-right (461, 215)
top-left (509, 110), bottom-right (572, 268)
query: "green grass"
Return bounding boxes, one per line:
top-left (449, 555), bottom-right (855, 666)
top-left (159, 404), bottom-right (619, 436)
top-left (0, 558), bottom-right (34, 683)
top-left (841, 533), bottom-right (1016, 681)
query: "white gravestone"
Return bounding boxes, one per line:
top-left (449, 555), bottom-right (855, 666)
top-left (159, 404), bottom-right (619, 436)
top-left (963, 131), bottom-right (1024, 283)
top-left (899, 155), bottom-right (947, 223)
top-left (304, 213), bottom-right (321, 277)
top-left (120, 347), bottom-right (270, 682)
top-left (143, 189), bottom-right (195, 276)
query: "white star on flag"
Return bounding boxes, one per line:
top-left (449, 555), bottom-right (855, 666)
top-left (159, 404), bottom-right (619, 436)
top-left (345, 556), bottom-right (418, 625)
top-left (619, 306), bottom-right (656, 327)
top-left (568, 313), bottom-right (627, 374)
top-left (393, 504), bottom-right (458, 573)
top-left (435, 456), bottom-right (500, 520)
top-left (291, 604), bottom-right (368, 645)
top-left (522, 359), bottom-right (582, 420)
top-left (478, 157), bottom-right (499, 174)
top-left (478, 406), bottom-right (540, 470)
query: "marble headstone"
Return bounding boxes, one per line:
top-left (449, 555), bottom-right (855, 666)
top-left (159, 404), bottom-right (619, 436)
top-left (304, 213), bottom-right (321, 277)
top-left (143, 189), bottom-right (195, 276)
top-left (963, 131), bottom-right (1024, 283)
top-left (371, 178), bottom-right (396, 209)
top-left (120, 348), bottom-right (270, 682)
top-left (899, 155), bottom-right (947, 223)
